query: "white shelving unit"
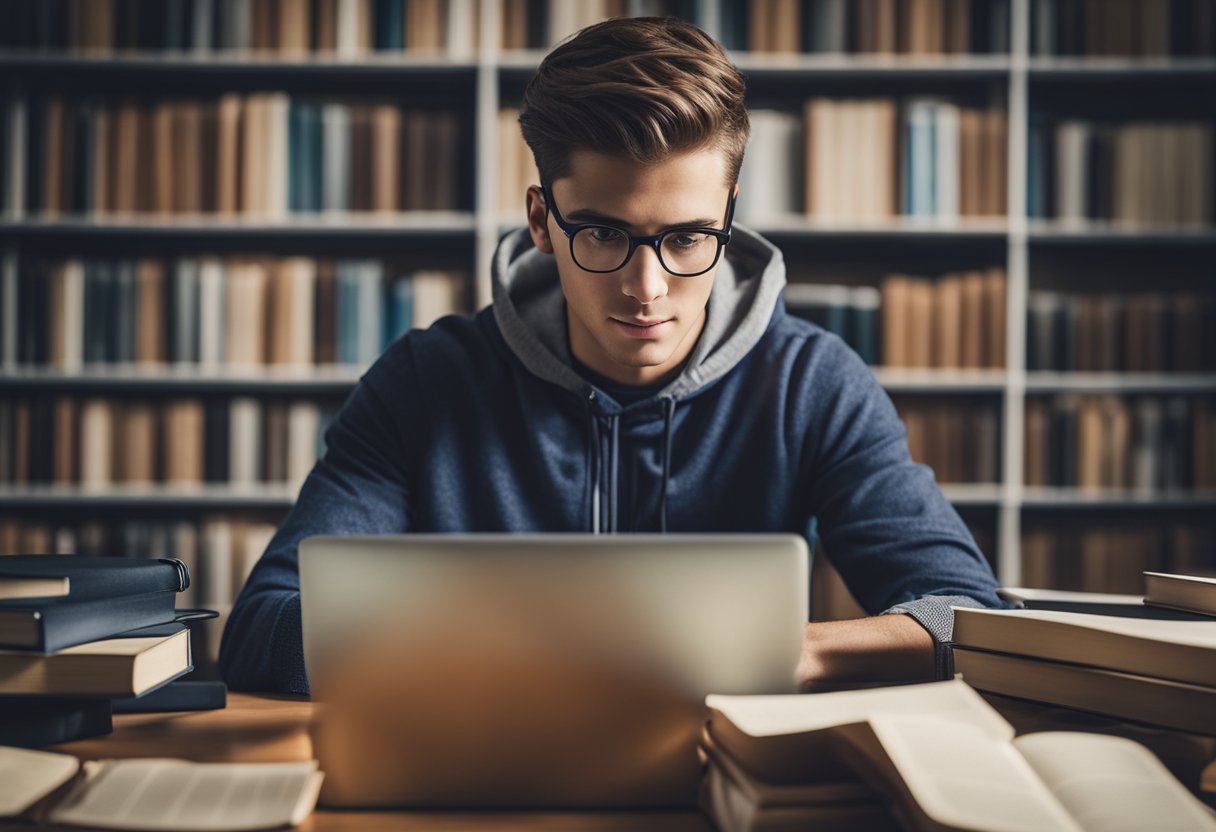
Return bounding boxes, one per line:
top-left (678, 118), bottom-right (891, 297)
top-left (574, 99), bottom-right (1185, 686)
top-left (1, 0), bottom-right (1214, 586)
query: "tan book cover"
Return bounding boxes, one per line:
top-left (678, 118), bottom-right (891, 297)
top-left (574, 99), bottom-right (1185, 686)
top-left (226, 260), bottom-right (270, 365)
top-left (805, 98), bottom-right (836, 220)
top-left (152, 101), bottom-right (175, 215)
top-left (350, 105), bottom-right (374, 211)
top-left (53, 397), bottom-right (78, 485)
top-left (262, 402), bottom-right (290, 484)
top-left (901, 403), bottom-right (927, 465)
top-left (957, 270), bottom-right (984, 369)
top-left (240, 95), bottom-right (264, 215)
top-left (118, 401), bottom-right (157, 485)
top-left (982, 108), bottom-right (1007, 217)
top-left (264, 93), bottom-right (290, 217)
top-left (316, 0), bottom-right (338, 52)
top-left (173, 102), bottom-right (204, 214)
top-left (113, 100), bottom-right (140, 214)
top-left (931, 273), bottom-right (963, 368)
top-left (747, 0), bottom-right (772, 52)
top-left (953, 646), bottom-right (1216, 737)
top-left (1023, 398), bottom-right (1049, 487)
top-left (1100, 394), bottom-right (1130, 488)
top-left (502, 0), bottom-right (528, 50)
top-left (0, 629), bottom-right (189, 697)
top-left (1144, 572), bottom-right (1216, 618)
top-left (279, 0), bottom-right (310, 56)
top-left (1020, 528), bottom-right (1054, 588)
top-left (135, 259), bottom-right (166, 364)
top-left (1075, 396), bottom-right (1104, 489)
top-left (412, 270), bottom-right (467, 328)
top-left (371, 104), bottom-right (401, 212)
top-left (407, 0), bottom-right (444, 51)
top-left (315, 259), bottom-right (338, 365)
top-left (982, 268), bottom-right (1005, 368)
top-left (162, 398), bottom-right (204, 485)
top-left (906, 278), bottom-right (933, 368)
top-left (216, 93), bottom-right (243, 214)
top-left (270, 257), bottom-right (316, 365)
top-left (958, 107), bottom-right (982, 216)
top-left (79, 398), bottom-right (113, 487)
top-left (879, 274), bottom-right (910, 366)
top-left (771, 0), bottom-right (801, 53)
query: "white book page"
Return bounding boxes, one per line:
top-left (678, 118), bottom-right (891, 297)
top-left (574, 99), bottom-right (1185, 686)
top-left (49, 759), bottom-right (322, 832)
top-left (707, 678), bottom-right (1012, 741)
top-left (0, 746), bottom-right (79, 817)
top-left (866, 715), bottom-right (1083, 832)
top-left (1014, 732), bottom-right (1216, 832)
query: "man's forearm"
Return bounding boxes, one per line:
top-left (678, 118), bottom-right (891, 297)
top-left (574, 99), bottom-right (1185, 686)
top-left (796, 614), bottom-right (937, 689)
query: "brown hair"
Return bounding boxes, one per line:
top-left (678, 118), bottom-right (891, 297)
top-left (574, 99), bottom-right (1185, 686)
top-left (518, 17), bottom-right (749, 187)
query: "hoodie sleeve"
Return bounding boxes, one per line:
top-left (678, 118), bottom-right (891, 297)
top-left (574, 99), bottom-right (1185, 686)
top-left (218, 349), bottom-right (417, 695)
top-left (801, 333), bottom-right (1011, 676)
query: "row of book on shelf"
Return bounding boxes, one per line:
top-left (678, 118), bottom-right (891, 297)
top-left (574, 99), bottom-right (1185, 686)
top-left (499, 101), bottom-right (1012, 224)
top-left (0, 93), bottom-right (464, 217)
top-left (894, 396), bottom-right (1000, 484)
top-left (1020, 522), bottom-right (1215, 593)
top-left (1027, 290), bottom-right (1216, 373)
top-left (0, 0), bottom-right (478, 56)
top-left (0, 396), bottom-right (337, 490)
top-left (0, 553), bottom-right (323, 828)
top-left (0, 258), bottom-right (468, 368)
top-left (1024, 394), bottom-right (1216, 492)
top-left (735, 0), bottom-right (1010, 55)
top-left (702, 564), bottom-right (1216, 831)
top-left (1029, 118), bottom-right (1214, 226)
top-left (1031, 0), bottom-right (1216, 57)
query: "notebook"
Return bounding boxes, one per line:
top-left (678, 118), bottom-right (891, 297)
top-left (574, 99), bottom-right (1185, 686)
top-left (299, 533), bottom-right (809, 809)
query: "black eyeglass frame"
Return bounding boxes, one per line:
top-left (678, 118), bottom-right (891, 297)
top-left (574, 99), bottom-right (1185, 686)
top-left (540, 184), bottom-right (737, 278)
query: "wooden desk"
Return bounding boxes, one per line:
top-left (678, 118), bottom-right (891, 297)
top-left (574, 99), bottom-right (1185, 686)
top-left (46, 693), bottom-right (712, 832)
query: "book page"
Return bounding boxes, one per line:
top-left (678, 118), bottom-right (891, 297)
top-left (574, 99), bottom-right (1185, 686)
top-left (707, 678), bottom-right (1012, 741)
top-left (48, 759), bottom-right (323, 832)
top-left (0, 746), bottom-right (80, 817)
top-left (1014, 732), bottom-right (1216, 832)
top-left (866, 714), bottom-right (1083, 832)
top-left (958, 607), bottom-right (1216, 648)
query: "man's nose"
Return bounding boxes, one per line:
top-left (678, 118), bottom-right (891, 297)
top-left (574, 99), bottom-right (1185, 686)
top-left (621, 244), bottom-right (669, 305)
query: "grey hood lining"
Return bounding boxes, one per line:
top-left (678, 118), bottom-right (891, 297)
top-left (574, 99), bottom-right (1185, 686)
top-left (491, 224), bottom-right (786, 402)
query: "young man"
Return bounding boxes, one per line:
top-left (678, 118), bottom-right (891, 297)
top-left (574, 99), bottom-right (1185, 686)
top-left (220, 17), bottom-right (1005, 695)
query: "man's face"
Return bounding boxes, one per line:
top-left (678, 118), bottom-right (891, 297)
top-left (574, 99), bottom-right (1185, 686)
top-left (525, 148), bottom-right (734, 388)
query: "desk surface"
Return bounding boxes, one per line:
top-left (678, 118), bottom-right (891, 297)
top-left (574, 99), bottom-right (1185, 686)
top-left (47, 693), bottom-right (712, 832)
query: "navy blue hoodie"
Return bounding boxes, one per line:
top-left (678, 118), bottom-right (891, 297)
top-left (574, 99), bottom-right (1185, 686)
top-left (219, 225), bottom-right (1006, 694)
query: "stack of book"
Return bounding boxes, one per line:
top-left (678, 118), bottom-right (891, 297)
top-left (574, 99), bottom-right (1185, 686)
top-left (700, 677), bottom-right (1216, 831)
top-left (0, 555), bottom-right (201, 747)
top-left (952, 571), bottom-right (1216, 737)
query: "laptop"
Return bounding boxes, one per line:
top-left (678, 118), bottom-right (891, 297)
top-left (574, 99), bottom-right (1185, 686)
top-left (299, 534), bottom-right (808, 808)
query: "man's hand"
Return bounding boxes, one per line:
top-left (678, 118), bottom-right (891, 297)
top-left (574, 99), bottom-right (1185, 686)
top-left (795, 614), bottom-right (937, 691)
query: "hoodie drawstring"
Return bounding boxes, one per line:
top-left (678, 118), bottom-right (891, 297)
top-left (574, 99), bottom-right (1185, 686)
top-left (588, 395), bottom-right (600, 534)
top-left (608, 414), bottom-right (620, 533)
top-left (659, 397), bottom-right (676, 533)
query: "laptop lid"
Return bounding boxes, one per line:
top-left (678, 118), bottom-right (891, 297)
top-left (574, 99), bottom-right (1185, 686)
top-left (299, 534), bottom-right (808, 808)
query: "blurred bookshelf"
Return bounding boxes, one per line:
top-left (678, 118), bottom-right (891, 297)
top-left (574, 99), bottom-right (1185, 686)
top-left (0, 0), bottom-right (1214, 628)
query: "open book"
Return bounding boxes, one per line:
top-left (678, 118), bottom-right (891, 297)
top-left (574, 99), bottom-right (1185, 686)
top-left (706, 679), bottom-right (1216, 832)
top-left (0, 746), bottom-right (323, 831)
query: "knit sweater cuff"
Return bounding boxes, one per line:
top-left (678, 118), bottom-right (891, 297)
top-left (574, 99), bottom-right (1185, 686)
top-left (879, 594), bottom-right (988, 680)
top-left (272, 593), bottom-right (310, 696)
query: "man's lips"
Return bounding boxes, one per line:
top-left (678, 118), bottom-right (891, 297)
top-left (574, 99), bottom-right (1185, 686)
top-left (611, 317), bottom-right (674, 338)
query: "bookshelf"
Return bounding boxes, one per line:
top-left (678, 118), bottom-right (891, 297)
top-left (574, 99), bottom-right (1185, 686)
top-left (1, 0), bottom-right (1214, 607)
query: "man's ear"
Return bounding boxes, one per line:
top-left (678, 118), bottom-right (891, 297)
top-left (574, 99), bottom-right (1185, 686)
top-left (525, 185), bottom-right (555, 254)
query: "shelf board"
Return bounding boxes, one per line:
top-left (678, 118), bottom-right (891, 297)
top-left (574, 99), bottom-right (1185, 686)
top-left (0, 483), bottom-right (299, 510)
top-left (1028, 57), bottom-right (1216, 80)
top-left (940, 484), bottom-right (1005, 505)
top-left (874, 368), bottom-right (1007, 392)
top-left (0, 366), bottom-right (364, 393)
top-left (1027, 220), bottom-right (1216, 245)
top-left (1020, 487), bottom-right (1216, 509)
top-left (0, 213), bottom-right (477, 240)
top-left (753, 215), bottom-right (1009, 240)
top-left (0, 50), bottom-right (479, 76)
top-left (1025, 373), bottom-right (1216, 393)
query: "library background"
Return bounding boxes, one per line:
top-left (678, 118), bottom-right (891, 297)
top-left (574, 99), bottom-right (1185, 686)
top-left (0, 0), bottom-right (1213, 672)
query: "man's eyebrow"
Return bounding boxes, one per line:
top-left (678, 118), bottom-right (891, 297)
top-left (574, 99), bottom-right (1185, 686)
top-left (564, 208), bottom-right (719, 228)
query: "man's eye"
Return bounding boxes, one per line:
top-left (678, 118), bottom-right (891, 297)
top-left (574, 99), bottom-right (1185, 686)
top-left (669, 233), bottom-right (704, 248)
top-left (589, 228), bottom-right (624, 243)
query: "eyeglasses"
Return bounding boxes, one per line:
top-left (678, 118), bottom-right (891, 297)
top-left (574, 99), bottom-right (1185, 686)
top-left (540, 185), bottom-right (736, 278)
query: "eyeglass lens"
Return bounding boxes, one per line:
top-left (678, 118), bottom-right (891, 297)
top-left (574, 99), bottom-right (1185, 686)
top-left (571, 227), bottom-right (720, 275)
